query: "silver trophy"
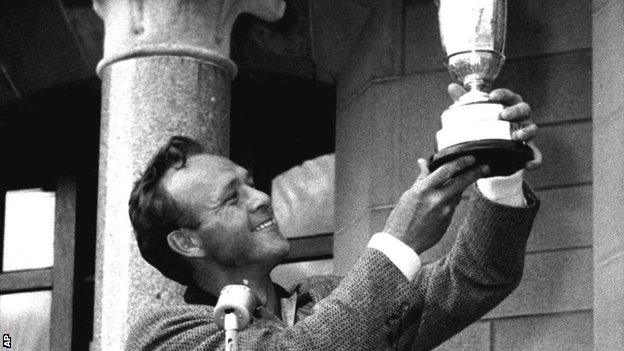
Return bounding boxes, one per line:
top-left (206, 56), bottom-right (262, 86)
top-left (428, 0), bottom-right (532, 176)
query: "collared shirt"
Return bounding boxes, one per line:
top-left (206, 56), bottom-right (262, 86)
top-left (184, 283), bottom-right (314, 327)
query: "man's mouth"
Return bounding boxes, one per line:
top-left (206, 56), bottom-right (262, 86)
top-left (251, 218), bottom-right (277, 232)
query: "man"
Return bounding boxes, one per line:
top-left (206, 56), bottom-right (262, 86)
top-left (126, 85), bottom-right (540, 350)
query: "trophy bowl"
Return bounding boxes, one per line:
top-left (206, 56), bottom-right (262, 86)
top-left (428, 0), bottom-right (533, 176)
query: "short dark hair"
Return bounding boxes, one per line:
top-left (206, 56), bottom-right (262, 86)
top-left (129, 136), bottom-right (204, 285)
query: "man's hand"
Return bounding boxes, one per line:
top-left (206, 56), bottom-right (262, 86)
top-left (383, 156), bottom-right (490, 254)
top-left (448, 83), bottom-right (543, 170)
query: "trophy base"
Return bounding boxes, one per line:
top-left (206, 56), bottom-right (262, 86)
top-left (428, 139), bottom-right (533, 177)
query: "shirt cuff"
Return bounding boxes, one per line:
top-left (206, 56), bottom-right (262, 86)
top-left (367, 233), bottom-right (421, 281)
top-left (476, 169), bottom-right (526, 207)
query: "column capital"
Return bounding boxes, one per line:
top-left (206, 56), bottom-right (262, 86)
top-left (93, 0), bottom-right (285, 78)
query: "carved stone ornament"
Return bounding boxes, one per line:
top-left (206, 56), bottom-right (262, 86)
top-left (93, 0), bottom-right (286, 78)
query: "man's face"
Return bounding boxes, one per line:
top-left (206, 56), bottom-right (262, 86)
top-left (162, 154), bottom-right (290, 268)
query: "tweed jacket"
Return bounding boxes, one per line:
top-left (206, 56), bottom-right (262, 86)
top-left (126, 187), bottom-right (539, 351)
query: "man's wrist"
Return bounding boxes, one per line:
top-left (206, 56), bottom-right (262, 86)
top-left (367, 233), bottom-right (421, 281)
top-left (476, 169), bottom-right (526, 207)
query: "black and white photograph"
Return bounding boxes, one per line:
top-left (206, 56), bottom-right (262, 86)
top-left (0, 0), bottom-right (617, 350)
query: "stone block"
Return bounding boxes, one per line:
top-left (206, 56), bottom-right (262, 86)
top-left (403, 1), bottom-right (446, 74)
top-left (529, 185), bottom-right (592, 252)
top-left (368, 81), bottom-right (404, 207)
top-left (333, 211), bottom-right (373, 275)
top-left (592, 104), bottom-right (624, 227)
top-left (506, 0), bottom-right (591, 58)
top-left (492, 311), bottom-right (593, 351)
top-left (525, 121), bottom-right (592, 190)
top-left (593, 253), bottom-right (624, 351)
top-left (335, 87), bottom-right (374, 230)
top-left (486, 248), bottom-right (593, 318)
top-left (592, 0), bottom-right (624, 120)
top-left (337, 0), bottom-right (403, 107)
top-left (271, 259), bottom-right (333, 288)
top-left (498, 50), bottom-right (592, 125)
top-left (434, 321), bottom-right (491, 351)
top-left (310, 0), bottom-right (372, 79)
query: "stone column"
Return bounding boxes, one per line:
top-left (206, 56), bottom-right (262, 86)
top-left (593, 1), bottom-right (624, 350)
top-left (91, 0), bottom-right (285, 349)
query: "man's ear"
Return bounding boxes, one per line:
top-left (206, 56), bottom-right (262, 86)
top-left (167, 230), bottom-right (205, 258)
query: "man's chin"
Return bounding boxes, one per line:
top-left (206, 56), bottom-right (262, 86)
top-left (254, 229), bottom-right (289, 253)
top-left (271, 238), bottom-right (291, 264)
top-left (278, 238), bottom-right (291, 257)
top-left (260, 226), bottom-right (288, 244)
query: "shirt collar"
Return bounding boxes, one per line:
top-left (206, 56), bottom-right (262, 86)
top-left (183, 283), bottom-right (292, 307)
top-left (183, 284), bottom-right (219, 306)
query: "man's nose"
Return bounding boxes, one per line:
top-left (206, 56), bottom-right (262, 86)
top-left (247, 187), bottom-right (271, 212)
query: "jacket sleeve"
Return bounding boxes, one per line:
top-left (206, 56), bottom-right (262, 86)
top-left (126, 249), bottom-right (422, 351)
top-left (126, 184), bottom-right (539, 351)
top-left (393, 184), bottom-right (540, 351)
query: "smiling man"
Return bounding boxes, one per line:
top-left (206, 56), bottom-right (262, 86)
top-left (126, 87), bottom-right (540, 351)
top-left (161, 152), bottom-right (291, 312)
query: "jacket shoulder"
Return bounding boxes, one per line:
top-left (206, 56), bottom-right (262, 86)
top-left (126, 304), bottom-right (222, 350)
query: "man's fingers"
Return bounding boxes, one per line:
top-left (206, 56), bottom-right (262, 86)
top-left (489, 88), bottom-right (523, 106)
top-left (448, 83), bottom-right (467, 102)
top-left (424, 155), bottom-right (476, 188)
top-left (448, 192), bottom-right (463, 209)
top-left (500, 102), bottom-right (531, 121)
top-left (512, 123), bottom-right (538, 142)
top-left (442, 164), bottom-right (490, 197)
